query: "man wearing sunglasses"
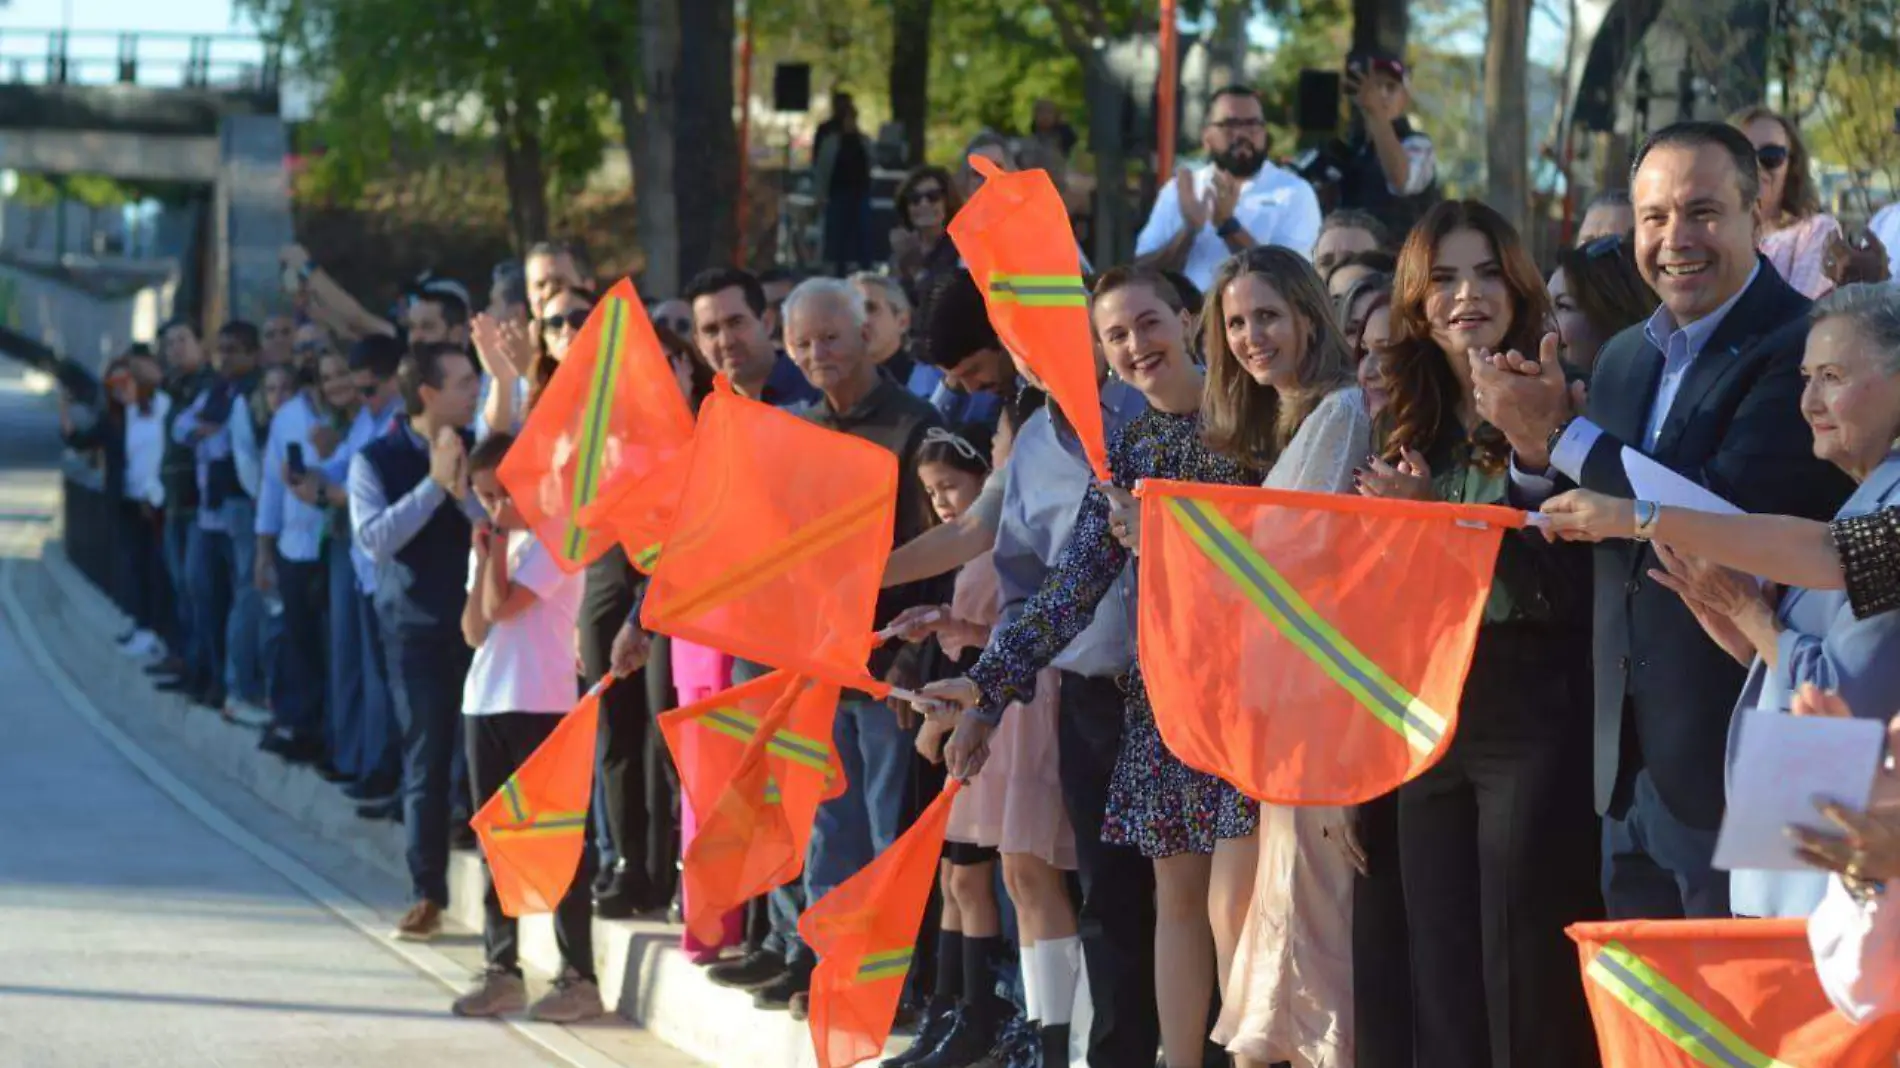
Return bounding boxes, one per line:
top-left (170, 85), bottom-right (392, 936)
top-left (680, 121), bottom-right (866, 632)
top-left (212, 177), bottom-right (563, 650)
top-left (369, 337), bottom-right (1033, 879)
top-left (1335, 51), bottom-right (1440, 236)
top-left (1135, 84), bottom-right (1322, 292)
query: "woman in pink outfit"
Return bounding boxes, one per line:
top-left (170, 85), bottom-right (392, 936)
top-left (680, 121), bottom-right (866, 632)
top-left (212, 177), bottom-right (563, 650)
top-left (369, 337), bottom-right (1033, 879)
top-left (1731, 107), bottom-right (1842, 299)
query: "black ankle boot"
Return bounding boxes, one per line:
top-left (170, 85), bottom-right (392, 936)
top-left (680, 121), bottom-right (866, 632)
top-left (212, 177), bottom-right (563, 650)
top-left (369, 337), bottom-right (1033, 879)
top-left (883, 997), bottom-right (958, 1067)
top-left (908, 1006), bottom-right (997, 1068)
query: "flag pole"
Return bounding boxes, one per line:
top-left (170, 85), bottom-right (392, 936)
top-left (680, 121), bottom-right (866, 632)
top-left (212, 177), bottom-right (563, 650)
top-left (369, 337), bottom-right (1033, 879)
top-left (735, 10), bottom-right (755, 265)
top-left (1157, 0), bottom-right (1179, 180)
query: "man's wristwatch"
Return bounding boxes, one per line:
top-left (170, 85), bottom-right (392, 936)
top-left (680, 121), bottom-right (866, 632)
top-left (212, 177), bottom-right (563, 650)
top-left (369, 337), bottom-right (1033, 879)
top-left (1545, 416), bottom-right (1576, 463)
top-left (1632, 500), bottom-right (1661, 542)
top-left (1216, 217), bottom-right (1244, 240)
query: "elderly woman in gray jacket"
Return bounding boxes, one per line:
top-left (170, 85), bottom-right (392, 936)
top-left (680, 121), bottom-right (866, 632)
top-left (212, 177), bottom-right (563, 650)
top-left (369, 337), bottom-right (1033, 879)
top-left (1539, 283), bottom-right (1900, 917)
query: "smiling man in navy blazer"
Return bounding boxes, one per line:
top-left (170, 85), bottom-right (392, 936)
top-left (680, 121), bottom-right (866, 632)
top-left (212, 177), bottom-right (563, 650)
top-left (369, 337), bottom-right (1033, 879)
top-left (1475, 121), bottom-right (1855, 919)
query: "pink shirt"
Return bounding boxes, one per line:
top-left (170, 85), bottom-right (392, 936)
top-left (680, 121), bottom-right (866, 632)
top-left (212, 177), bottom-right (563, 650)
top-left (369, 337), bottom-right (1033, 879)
top-left (1761, 213), bottom-right (1843, 300)
top-left (670, 638), bottom-right (733, 695)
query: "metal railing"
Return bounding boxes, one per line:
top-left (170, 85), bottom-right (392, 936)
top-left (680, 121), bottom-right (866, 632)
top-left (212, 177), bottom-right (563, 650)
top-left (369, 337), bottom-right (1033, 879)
top-left (0, 29), bottom-right (280, 94)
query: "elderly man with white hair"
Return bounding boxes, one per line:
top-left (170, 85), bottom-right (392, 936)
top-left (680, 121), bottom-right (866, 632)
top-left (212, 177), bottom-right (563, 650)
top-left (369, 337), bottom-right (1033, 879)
top-left (750, 276), bottom-right (951, 1015)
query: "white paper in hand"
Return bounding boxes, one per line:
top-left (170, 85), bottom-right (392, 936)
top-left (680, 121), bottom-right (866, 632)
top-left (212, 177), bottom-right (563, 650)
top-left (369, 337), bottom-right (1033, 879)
top-left (1713, 710), bottom-right (1886, 873)
top-left (1620, 447), bottom-right (1743, 516)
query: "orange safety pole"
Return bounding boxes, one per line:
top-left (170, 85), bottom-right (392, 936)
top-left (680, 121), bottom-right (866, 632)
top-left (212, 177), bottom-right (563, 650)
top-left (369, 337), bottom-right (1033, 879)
top-left (735, 13), bottom-right (754, 266)
top-left (1157, 0), bottom-right (1179, 179)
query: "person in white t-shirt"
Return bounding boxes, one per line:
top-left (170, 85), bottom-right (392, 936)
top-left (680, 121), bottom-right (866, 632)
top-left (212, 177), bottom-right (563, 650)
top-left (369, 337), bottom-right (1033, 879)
top-left (449, 431), bottom-right (601, 1024)
top-left (1135, 84), bottom-right (1323, 293)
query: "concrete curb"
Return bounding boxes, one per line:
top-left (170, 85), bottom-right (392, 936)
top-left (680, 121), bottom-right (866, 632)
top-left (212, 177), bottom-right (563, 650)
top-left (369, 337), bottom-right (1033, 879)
top-left (27, 537), bottom-right (824, 1068)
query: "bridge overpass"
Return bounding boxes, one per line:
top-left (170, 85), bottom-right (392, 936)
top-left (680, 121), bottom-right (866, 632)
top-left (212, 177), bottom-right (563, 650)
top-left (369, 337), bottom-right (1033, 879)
top-left (0, 29), bottom-right (293, 373)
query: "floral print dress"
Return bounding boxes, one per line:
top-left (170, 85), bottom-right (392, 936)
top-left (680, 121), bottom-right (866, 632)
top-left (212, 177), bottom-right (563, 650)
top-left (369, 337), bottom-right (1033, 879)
top-left (968, 406), bottom-right (1259, 858)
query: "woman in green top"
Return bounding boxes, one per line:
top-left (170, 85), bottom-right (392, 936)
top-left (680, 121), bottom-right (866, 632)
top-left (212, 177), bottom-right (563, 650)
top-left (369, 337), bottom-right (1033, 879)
top-left (1356, 199), bottom-right (1599, 1068)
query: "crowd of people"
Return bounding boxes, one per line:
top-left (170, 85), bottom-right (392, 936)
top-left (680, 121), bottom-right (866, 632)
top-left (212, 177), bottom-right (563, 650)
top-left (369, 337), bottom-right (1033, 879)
top-left (55, 63), bottom-right (1900, 1068)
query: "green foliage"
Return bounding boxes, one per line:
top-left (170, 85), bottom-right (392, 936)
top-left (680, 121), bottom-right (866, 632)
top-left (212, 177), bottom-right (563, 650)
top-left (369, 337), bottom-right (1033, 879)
top-left (237, 0), bottom-right (618, 206)
top-left (926, 0), bottom-right (1086, 158)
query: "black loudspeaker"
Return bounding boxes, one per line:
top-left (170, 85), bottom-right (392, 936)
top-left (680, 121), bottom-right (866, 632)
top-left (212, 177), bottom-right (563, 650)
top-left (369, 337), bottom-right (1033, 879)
top-left (1297, 69), bottom-right (1343, 133)
top-left (774, 63), bottom-right (811, 113)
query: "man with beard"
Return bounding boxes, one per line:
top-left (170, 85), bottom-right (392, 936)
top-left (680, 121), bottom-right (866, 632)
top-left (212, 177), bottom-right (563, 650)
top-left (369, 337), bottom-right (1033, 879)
top-left (1136, 84), bottom-right (1322, 292)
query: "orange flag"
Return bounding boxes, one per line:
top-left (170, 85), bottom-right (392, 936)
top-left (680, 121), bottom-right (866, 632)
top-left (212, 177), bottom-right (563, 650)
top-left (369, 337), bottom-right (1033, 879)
top-left (802, 781), bottom-right (963, 1068)
top-left (658, 670), bottom-right (844, 945)
top-left (499, 277), bottom-right (696, 573)
top-left (1137, 481), bottom-right (1522, 806)
top-left (640, 378), bottom-right (898, 692)
top-left (468, 682), bottom-right (605, 917)
top-left (947, 154), bottom-right (1109, 482)
top-left (575, 445), bottom-right (692, 574)
top-left (1569, 919), bottom-right (1900, 1067)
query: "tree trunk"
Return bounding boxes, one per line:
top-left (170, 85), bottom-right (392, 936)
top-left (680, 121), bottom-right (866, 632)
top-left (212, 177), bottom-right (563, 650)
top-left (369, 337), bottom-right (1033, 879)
top-left (496, 99), bottom-right (551, 250)
top-left (1484, 0), bottom-right (1530, 232)
top-left (1211, 0), bottom-right (1250, 87)
top-left (889, 0), bottom-right (933, 168)
top-left (676, 0), bottom-right (739, 278)
top-left (634, 0), bottom-right (681, 296)
top-left (1352, 0), bottom-right (1409, 58)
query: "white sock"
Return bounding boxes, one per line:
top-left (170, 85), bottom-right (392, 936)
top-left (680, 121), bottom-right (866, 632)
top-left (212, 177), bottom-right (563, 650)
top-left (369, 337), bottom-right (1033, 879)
top-left (1034, 936), bottom-right (1081, 1026)
top-left (1019, 943), bottom-right (1041, 1022)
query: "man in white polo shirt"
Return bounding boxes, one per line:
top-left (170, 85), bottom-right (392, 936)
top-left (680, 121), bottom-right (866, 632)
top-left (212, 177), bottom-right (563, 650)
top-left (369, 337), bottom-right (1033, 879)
top-left (1134, 84), bottom-right (1323, 292)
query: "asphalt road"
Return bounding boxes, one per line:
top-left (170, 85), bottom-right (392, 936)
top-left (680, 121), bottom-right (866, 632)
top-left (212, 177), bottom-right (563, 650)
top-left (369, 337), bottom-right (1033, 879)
top-left (0, 375), bottom-right (650, 1068)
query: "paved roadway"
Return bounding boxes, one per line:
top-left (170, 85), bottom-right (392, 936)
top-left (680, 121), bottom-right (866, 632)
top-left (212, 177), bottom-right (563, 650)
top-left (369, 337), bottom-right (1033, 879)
top-left (0, 371), bottom-right (654, 1068)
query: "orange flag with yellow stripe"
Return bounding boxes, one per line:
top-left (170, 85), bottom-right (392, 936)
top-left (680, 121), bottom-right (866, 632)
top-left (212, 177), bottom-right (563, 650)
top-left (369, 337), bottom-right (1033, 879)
top-left (468, 682), bottom-right (605, 917)
top-left (802, 780), bottom-right (963, 1068)
top-left (1137, 481), bottom-right (1520, 805)
top-left (658, 670), bottom-right (844, 945)
top-left (499, 277), bottom-right (696, 573)
top-left (947, 154), bottom-right (1109, 482)
top-left (1569, 919), bottom-right (1900, 1067)
top-left (639, 378), bottom-right (898, 692)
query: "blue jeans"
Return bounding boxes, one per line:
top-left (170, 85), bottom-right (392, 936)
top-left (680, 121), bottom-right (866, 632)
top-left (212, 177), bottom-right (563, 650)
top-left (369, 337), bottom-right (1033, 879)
top-left (356, 590), bottom-right (402, 791)
top-left (184, 523), bottom-right (232, 695)
top-left (1602, 767), bottom-right (1728, 919)
top-left (784, 695), bottom-right (913, 967)
top-left (220, 498), bottom-right (268, 705)
top-left (325, 538), bottom-right (365, 778)
top-left (163, 509), bottom-right (197, 665)
top-left (269, 552), bottom-right (326, 742)
top-left (383, 626), bottom-right (472, 907)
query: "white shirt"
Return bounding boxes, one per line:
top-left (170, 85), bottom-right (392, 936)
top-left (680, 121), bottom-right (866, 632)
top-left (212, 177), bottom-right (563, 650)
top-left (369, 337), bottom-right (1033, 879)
top-left (123, 392), bottom-right (171, 508)
top-left (1868, 202), bottom-right (1900, 281)
top-left (1809, 876), bottom-right (1900, 1023)
top-left (1134, 160), bottom-right (1323, 291)
top-left (462, 532), bottom-right (583, 715)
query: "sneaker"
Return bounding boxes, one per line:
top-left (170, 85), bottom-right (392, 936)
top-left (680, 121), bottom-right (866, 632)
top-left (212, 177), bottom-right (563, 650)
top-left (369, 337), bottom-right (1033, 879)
top-left (451, 967), bottom-right (526, 1018)
top-left (392, 900), bottom-right (442, 942)
top-left (118, 630), bottom-right (161, 659)
top-left (706, 949), bottom-right (787, 990)
top-left (527, 967), bottom-right (605, 1023)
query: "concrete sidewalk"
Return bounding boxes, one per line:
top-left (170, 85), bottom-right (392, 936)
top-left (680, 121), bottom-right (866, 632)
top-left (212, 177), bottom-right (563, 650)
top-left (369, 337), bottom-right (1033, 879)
top-left (10, 517), bottom-right (828, 1068)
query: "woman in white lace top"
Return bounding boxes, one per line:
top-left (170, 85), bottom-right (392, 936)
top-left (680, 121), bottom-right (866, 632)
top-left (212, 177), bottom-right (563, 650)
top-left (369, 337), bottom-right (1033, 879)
top-left (1194, 247), bottom-right (1373, 1068)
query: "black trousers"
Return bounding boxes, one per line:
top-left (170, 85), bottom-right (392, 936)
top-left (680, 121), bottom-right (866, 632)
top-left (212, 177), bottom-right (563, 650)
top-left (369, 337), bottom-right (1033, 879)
top-left (578, 547), bottom-right (675, 908)
top-left (468, 712), bottom-right (597, 977)
top-left (1352, 790), bottom-right (1414, 1068)
top-left (1056, 671), bottom-right (1160, 1068)
top-left (1398, 628), bottom-right (1603, 1068)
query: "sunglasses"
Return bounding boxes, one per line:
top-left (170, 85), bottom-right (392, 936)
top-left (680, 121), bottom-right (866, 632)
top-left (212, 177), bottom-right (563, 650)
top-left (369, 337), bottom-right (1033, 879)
top-left (906, 188), bottom-right (945, 207)
top-left (540, 308), bottom-right (592, 334)
top-left (1582, 234), bottom-right (1624, 259)
top-left (1756, 144), bottom-right (1790, 171)
top-left (659, 317), bottom-right (692, 337)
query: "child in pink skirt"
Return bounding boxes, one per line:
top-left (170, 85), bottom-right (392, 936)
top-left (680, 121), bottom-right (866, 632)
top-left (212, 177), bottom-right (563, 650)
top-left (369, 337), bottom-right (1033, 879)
top-left (895, 422), bottom-right (1081, 1068)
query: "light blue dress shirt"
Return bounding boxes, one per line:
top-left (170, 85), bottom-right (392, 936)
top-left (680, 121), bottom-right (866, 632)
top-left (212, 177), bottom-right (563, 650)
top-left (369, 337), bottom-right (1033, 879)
top-left (322, 399), bottom-right (401, 593)
top-left (254, 393), bottom-right (330, 563)
top-left (983, 378), bottom-right (1147, 718)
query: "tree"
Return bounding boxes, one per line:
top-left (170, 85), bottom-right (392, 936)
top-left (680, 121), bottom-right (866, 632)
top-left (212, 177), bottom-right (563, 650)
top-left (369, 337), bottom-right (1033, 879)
top-left (634, 0), bottom-right (682, 294)
top-left (1484, 0), bottom-right (1529, 229)
top-left (889, 0), bottom-right (933, 166)
top-left (677, 0), bottom-right (741, 278)
top-left (241, 0), bottom-right (611, 251)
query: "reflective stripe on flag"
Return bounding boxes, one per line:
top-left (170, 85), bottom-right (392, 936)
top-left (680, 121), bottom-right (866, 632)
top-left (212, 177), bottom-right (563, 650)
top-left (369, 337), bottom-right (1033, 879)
top-left (701, 706), bottom-right (833, 773)
top-left (1586, 941), bottom-right (1798, 1068)
top-left (855, 948), bottom-right (913, 984)
top-left (488, 810), bottom-right (589, 838)
top-left (987, 273), bottom-right (1088, 308)
top-left (1165, 495), bottom-right (1449, 756)
top-left (661, 485), bottom-right (889, 622)
top-left (562, 296), bottom-right (631, 562)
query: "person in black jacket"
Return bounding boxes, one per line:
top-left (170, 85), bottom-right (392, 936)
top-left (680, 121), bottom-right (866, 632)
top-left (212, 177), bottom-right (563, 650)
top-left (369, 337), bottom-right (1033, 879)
top-left (1360, 198), bottom-right (1601, 1068)
top-left (1476, 121), bottom-right (1856, 922)
top-left (151, 321), bottom-right (216, 685)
